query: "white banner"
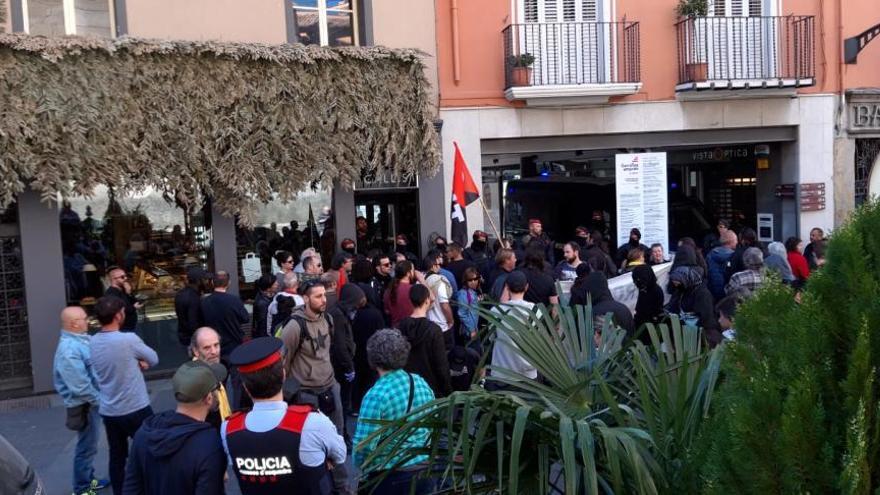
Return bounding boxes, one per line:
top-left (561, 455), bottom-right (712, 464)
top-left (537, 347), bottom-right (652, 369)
top-left (615, 152), bottom-right (669, 256)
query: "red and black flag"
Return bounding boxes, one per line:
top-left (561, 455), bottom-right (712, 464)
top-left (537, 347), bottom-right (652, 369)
top-left (450, 142), bottom-right (480, 247)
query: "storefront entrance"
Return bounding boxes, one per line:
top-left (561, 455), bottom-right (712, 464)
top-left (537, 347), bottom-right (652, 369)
top-left (492, 143), bottom-right (789, 251)
top-left (354, 190), bottom-right (420, 257)
top-left (0, 203), bottom-right (30, 392)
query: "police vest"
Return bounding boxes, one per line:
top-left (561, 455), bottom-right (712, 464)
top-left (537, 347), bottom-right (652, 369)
top-left (225, 405), bottom-right (332, 495)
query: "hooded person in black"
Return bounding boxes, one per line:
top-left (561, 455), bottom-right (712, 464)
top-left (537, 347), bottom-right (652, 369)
top-left (616, 228), bottom-right (650, 269)
top-left (570, 271), bottom-right (634, 336)
top-left (351, 293), bottom-right (386, 412)
top-left (328, 283), bottom-right (364, 416)
top-left (632, 265), bottom-right (665, 343)
top-left (123, 361), bottom-right (226, 495)
top-left (396, 285), bottom-right (453, 398)
top-left (665, 262), bottom-right (722, 347)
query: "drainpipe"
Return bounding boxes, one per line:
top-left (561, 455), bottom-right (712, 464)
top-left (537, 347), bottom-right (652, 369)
top-left (451, 0), bottom-right (461, 84)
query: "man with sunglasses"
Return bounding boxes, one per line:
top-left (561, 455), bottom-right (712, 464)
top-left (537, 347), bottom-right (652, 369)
top-left (279, 279), bottom-right (352, 494)
top-left (105, 266), bottom-right (142, 332)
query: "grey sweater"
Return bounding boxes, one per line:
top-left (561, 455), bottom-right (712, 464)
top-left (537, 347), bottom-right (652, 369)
top-left (90, 330), bottom-right (159, 417)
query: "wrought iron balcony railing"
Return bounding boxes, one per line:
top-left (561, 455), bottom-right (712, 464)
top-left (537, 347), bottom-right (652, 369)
top-left (675, 15), bottom-right (815, 88)
top-left (503, 21), bottom-right (640, 89)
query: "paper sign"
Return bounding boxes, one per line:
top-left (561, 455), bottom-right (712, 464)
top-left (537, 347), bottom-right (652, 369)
top-left (615, 153), bottom-right (669, 256)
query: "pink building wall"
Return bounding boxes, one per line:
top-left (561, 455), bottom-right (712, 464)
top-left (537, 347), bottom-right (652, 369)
top-left (435, 0), bottom-right (880, 108)
top-left (124, 0), bottom-right (287, 43)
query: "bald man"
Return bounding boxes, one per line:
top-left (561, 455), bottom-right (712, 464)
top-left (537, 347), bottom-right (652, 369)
top-left (53, 306), bottom-right (109, 494)
top-left (190, 327), bottom-right (231, 429)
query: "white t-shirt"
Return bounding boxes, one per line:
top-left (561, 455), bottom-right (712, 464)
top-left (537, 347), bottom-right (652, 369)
top-left (426, 273), bottom-right (451, 332)
top-left (490, 298), bottom-right (539, 379)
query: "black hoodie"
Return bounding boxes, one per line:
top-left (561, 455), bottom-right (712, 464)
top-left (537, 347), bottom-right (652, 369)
top-left (632, 265), bottom-right (666, 341)
top-left (570, 272), bottom-right (634, 335)
top-left (397, 316), bottom-right (452, 398)
top-left (122, 411), bottom-right (226, 495)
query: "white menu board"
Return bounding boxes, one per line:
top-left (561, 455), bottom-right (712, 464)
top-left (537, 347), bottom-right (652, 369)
top-left (615, 152), bottom-right (669, 256)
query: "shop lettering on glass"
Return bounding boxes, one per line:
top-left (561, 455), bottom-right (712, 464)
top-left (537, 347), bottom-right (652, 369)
top-left (691, 147), bottom-right (750, 162)
top-left (851, 103), bottom-right (880, 130)
top-left (354, 170), bottom-right (417, 190)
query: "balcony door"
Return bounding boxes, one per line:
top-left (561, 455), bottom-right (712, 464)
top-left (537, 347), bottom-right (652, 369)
top-left (517, 0), bottom-right (609, 85)
top-left (706, 0), bottom-right (777, 80)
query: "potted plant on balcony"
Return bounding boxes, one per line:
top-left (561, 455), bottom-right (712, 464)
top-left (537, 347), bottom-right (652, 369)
top-left (677, 0), bottom-right (709, 82)
top-left (508, 53), bottom-right (535, 87)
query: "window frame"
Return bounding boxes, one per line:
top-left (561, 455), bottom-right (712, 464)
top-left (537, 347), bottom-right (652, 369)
top-left (17, 0), bottom-right (116, 37)
top-left (292, 0), bottom-right (359, 47)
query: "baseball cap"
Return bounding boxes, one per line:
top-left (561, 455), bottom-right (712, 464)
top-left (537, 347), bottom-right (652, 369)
top-left (528, 218), bottom-right (542, 225)
top-left (472, 230), bottom-right (488, 240)
top-left (173, 361), bottom-right (227, 403)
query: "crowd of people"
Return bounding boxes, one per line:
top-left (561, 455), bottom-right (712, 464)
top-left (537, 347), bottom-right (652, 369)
top-left (50, 217), bottom-right (827, 495)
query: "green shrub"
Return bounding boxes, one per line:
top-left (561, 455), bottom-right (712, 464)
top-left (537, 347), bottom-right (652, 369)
top-left (702, 200), bottom-right (880, 493)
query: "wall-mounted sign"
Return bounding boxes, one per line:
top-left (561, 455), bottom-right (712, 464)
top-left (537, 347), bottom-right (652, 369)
top-left (615, 152), bottom-right (669, 256)
top-left (847, 89), bottom-right (880, 135)
top-left (800, 182), bottom-right (826, 212)
top-left (775, 183), bottom-right (796, 198)
top-left (690, 147), bottom-right (751, 162)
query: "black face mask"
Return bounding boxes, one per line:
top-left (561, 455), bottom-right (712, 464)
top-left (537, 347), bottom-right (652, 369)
top-left (343, 246), bottom-right (355, 255)
top-left (436, 243), bottom-right (447, 253)
top-left (629, 237), bottom-right (640, 247)
top-left (575, 237), bottom-right (588, 248)
top-left (396, 244), bottom-right (408, 254)
top-left (471, 239), bottom-right (486, 251)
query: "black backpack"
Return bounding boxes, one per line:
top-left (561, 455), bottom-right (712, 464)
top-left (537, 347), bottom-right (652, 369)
top-left (448, 345), bottom-right (480, 391)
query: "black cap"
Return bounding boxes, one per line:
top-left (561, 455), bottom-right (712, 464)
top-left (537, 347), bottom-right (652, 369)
top-left (229, 337), bottom-right (284, 374)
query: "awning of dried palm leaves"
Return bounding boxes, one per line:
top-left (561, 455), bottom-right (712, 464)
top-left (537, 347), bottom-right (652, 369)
top-left (0, 34), bottom-right (439, 225)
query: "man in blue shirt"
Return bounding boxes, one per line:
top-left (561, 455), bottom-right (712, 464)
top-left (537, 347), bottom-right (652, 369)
top-left (53, 306), bottom-right (109, 495)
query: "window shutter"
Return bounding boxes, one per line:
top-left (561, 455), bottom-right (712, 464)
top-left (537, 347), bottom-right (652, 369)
top-left (524, 0), bottom-right (538, 23)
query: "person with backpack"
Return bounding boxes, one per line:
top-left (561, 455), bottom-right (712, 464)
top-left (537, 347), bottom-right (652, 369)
top-left (278, 279), bottom-right (352, 494)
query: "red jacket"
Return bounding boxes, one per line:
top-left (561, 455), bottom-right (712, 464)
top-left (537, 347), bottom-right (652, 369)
top-left (787, 251), bottom-right (811, 281)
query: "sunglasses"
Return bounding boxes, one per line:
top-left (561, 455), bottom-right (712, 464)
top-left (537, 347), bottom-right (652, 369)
top-left (467, 278), bottom-right (480, 282)
top-left (380, 262), bottom-right (391, 267)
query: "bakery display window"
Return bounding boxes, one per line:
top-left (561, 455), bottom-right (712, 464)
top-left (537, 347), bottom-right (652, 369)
top-left (59, 187), bottom-right (213, 372)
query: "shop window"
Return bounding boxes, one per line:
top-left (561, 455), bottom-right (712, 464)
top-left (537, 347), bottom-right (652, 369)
top-left (0, 203), bottom-right (31, 391)
top-left (19, 0), bottom-right (115, 37)
top-left (291, 0), bottom-right (358, 46)
top-left (235, 188), bottom-right (332, 298)
top-left (60, 187), bottom-right (212, 372)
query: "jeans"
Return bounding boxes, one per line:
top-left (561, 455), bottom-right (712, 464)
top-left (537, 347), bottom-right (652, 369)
top-left (73, 405), bottom-right (101, 493)
top-left (102, 406), bottom-right (153, 495)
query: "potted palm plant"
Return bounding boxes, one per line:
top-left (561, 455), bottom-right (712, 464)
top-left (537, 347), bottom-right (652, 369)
top-left (677, 0), bottom-right (709, 82)
top-left (357, 302), bottom-right (723, 494)
top-left (508, 53), bottom-right (536, 87)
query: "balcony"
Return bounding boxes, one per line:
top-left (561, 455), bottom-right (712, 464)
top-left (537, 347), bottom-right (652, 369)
top-left (675, 15), bottom-right (815, 97)
top-left (503, 21), bottom-right (642, 106)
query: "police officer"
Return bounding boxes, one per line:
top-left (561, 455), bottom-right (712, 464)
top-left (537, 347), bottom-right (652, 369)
top-left (221, 337), bottom-right (346, 495)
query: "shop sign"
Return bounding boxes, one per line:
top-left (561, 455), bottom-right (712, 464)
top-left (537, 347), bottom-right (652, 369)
top-left (774, 184), bottom-right (796, 198)
top-left (690, 147), bottom-right (751, 162)
top-left (354, 170), bottom-right (417, 190)
top-left (800, 182), bottom-right (826, 212)
top-left (615, 152), bottom-right (669, 256)
top-left (847, 89), bottom-right (880, 134)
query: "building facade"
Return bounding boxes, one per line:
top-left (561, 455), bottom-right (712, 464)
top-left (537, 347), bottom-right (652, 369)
top-left (431, 0), bottom-right (880, 252)
top-left (0, 0), bottom-right (441, 395)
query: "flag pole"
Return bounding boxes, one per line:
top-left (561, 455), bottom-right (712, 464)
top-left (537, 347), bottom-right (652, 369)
top-left (477, 196), bottom-right (508, 249)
